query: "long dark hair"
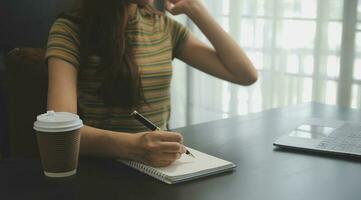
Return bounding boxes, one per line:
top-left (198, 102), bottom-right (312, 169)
top-left (79, 0), bottom-right (157, 109)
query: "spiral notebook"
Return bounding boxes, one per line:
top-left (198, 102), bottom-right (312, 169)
top-left (118, 147), bottom-right (236, 184)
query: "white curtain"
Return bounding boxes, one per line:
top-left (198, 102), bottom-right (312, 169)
top-left (169, 0), bottom-right (361, 129)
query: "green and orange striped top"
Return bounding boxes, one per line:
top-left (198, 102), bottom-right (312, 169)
top-left (45, 7), bottom-right (189, 132)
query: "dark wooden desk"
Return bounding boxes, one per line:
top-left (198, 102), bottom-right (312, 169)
top-left (1, 102), bottom-right (361, 200)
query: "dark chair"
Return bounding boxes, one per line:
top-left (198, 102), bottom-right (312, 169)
top-left (0, 0), bottom-right (78, 158)
top-left (3, 48), bottom-right (48, 158)
top-left (0, 61), bottom-right (9, 158)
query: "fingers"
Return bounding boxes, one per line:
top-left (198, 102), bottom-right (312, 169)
top-left (142, 150), bottom-right (182, 167)
top-left (137, 131), bottom-right (186, 167)
top-left (148, 160), bottom-right (174, 167)
top-left (153, 131), bottom-right (185, 152)
top-left (146, 141), bottom-right (185, 153)
top-left (142, 131), bottom-right (185, 152)
top-left (160, 152), bottom-right (182, 161)
top-left (165, 1), bottom-right (174, 12)
top-left (148, 152), bottom-right (182, 167)
top-left (160, 142), bottom-right (186, 153)
top-left (165, 1), bottom-right (183, 15)
top-left (156, 131), bottom-right (183, 143)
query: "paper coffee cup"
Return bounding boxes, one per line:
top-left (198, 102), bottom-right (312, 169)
top-left (34, 111), bottom-right (83, 178)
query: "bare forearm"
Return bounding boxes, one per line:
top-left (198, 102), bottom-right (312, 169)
top-left (79, 125), bottom-right (136, 159)
top-left (187, 4), bottom-right (257, 82)
top-left (79, 125), bottom-right (186, 167)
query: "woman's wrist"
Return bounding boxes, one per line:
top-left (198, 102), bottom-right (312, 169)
top-left (167, 0), bottom-right (209, 20)
top-left (123, 132), bottom-right (144, 161)
top-left (110, 131), bottom-right (140, 160)
top-left (185, 2), bottom-right (213, 27)
top-left (185, 1), bottom-right (202, 18)
top-left (79, 125), bottom-right (144, 161)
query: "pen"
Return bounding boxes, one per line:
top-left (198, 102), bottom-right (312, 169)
top-left (131, 110), bottom-right (195, 158)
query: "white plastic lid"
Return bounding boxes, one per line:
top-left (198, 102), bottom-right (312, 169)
top-left (33, 111), bottom-right (83, 133)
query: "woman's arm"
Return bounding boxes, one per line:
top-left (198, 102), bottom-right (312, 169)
top-left (166, 0), bottom-right (258, 85)
top-left (47, 58), bottom-right (136, 158)
top-left (47, 58), bottom-right (185, 167)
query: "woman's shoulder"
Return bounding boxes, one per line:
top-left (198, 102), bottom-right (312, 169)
top-left (57, 11), bottom-right (81, 24)
top-left (52, 11), bottom-right (81, 34)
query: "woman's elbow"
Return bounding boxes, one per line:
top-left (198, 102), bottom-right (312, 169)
top-left (238, 70), bottom-right (258, 86)
top-left (242, 76), bottom-right (258, 86)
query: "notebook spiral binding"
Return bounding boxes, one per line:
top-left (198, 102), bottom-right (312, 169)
top-left (123, 161), bottom-right (168, 183)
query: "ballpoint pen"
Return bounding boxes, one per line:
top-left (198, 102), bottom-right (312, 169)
top-left (131, 110), bottom-right (195, 158)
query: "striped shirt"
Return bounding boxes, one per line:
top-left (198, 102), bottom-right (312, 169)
top-left (45, 7), bottom-right (189, 132)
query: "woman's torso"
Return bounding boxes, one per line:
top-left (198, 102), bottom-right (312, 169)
top-left (46, 7), bottom-right (189, 132)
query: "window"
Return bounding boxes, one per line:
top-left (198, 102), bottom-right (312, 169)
top-left (170, 0), bottom-right (360, 128)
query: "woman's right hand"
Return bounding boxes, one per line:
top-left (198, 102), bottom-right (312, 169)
top-left (130, 131), bottom-right (186, 167)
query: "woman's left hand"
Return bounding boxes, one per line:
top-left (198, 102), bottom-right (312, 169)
top-left (165, 0), bottom-right (206, 17)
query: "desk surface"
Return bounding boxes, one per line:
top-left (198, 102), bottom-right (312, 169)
top-left (1, 102), bottom-right (361, 200)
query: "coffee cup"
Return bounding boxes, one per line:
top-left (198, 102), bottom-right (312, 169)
top-left (33, 111), bottom-right (83, 178)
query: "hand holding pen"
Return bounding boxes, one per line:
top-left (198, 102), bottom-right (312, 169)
top-left (132, 111), bottom-right (195, 162)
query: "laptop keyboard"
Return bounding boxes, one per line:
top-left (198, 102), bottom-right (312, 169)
top-left (317, 123), bottom-right (361, 154)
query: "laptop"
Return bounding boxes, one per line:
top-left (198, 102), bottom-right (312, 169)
top-left (274, 118), bottom-right (361, 157)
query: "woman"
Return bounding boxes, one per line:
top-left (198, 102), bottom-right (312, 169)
top-left (46, 0), bottom-right (257, 167)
